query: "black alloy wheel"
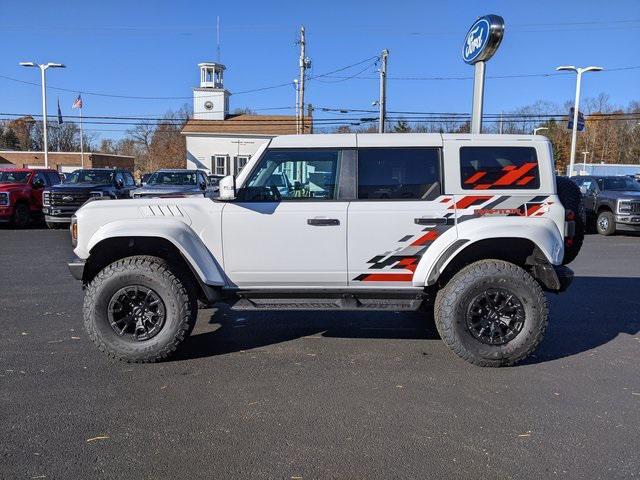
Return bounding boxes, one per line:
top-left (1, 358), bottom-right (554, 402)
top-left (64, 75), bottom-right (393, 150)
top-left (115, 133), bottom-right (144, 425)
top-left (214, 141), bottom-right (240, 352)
top-left (107, 285), bottom-right (166, 341)
top-left (466, 288), bottom-right (525, 345)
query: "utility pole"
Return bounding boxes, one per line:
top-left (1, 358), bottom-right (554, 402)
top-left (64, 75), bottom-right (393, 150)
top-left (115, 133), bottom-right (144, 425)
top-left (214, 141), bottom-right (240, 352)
top-left (378, 49), bottom-right (389, 133)
top-left (293, 79), bottom-right (300, 134)
top-left (307, 104), bottom-right (314, 134)
top-left (297, 26), bottom-right (310, 134)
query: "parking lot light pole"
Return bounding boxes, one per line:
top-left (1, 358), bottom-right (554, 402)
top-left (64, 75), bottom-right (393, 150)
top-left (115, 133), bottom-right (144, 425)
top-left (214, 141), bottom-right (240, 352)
top-left (19, 62), bottom-right (66, 169)
top-left (556, 65), bottom-right (602, 177)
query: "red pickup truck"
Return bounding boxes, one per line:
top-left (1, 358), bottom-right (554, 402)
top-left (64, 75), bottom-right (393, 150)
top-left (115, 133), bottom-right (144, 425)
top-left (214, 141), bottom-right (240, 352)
top-left (0, 168), bottom-right (61, 227)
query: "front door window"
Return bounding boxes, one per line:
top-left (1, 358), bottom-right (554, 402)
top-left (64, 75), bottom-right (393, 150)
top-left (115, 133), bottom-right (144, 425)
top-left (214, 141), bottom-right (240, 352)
top-left (239, 149), bottom-right (341, 201)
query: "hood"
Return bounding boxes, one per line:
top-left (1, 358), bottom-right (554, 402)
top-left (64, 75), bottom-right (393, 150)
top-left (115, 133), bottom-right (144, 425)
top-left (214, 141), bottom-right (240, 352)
top-left (50, 183), bottom-right (110, 192)
top-left (603, 190), bottom-right (640, 200)
top-left (0, 183), bottom-right (28, 192)
top-left (135, 184), bottom-right (202, 195)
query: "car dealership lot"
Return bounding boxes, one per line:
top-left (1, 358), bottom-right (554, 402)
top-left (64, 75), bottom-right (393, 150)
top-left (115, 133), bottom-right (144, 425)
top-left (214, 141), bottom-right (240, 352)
top-left (1, 228), bottom-right (639, 479)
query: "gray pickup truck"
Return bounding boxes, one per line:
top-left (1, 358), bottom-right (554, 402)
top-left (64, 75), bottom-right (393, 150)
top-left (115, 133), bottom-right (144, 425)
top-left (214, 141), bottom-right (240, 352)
top-left (572, 175), bottom-right (640, 235)
top-left (132, 169), bottom-right (215, 199)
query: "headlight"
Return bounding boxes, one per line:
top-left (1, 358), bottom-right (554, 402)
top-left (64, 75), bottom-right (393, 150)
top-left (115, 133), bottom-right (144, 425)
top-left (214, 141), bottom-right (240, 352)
top-left (70, 216), bottom-right (78, 247)
top-left (618, 200), bottom-right (632, 214)
top-left (42, 191), bottom-right (50, 206)
top-left (0, 192), bottom-right (9, 206)
top-left (90, 191), bottom-right (104, 198)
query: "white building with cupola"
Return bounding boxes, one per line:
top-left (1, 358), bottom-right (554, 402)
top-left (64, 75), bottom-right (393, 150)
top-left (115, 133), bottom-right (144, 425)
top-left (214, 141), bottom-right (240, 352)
top-left (182, 62), bottom-right (304, 176)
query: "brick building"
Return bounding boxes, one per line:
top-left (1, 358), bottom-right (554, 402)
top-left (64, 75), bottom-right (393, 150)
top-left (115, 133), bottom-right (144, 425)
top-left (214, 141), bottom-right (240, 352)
top-left (0, 151), bottom-right (135, 173)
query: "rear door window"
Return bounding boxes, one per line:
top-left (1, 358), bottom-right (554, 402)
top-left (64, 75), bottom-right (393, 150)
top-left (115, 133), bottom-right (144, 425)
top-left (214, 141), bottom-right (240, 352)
top-left (460, 146), bottom-right (540, 190)
top-left (357, 148), bottom-right (441, 200)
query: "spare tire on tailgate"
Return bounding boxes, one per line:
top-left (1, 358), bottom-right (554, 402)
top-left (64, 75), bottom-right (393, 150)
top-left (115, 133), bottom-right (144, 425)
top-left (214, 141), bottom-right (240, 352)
top-left (556, 176), bottom-right (585, 265)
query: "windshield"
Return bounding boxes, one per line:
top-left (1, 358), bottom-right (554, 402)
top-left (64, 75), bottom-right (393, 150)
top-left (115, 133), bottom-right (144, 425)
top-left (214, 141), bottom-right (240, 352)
top-left (148, 171), bottom-right (198, 186)
top-left (64, 170), bottom-right (114, 184)
top-left (603, 177), bottom-right (640, 192)
top-left (0, 171), bottom-right (29, 183)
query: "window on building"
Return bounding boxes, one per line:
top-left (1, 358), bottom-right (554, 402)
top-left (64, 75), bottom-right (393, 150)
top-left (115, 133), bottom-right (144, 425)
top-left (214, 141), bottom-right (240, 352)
top-left (235, 156), bottom-right (250, 174)
top-left (239, 149), bottom-right (341, 201)
top-left (213, 156), bottom-right (226, 175)
top-left (357, 148), bottom-right (441, 200)
top-left (460, 147), bottom-right (540, 190)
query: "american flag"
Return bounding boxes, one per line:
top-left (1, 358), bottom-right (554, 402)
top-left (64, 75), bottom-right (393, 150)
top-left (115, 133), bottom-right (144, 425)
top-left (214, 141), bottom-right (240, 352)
top-left (72, 94), bottom-right (83, 109)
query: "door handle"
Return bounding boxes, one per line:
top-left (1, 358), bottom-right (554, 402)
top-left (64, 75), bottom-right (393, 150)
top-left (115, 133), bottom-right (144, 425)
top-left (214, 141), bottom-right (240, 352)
top-left (414, 217), bottom-right (450, 225)
top-left (307, 218), bottom-right (340, 226)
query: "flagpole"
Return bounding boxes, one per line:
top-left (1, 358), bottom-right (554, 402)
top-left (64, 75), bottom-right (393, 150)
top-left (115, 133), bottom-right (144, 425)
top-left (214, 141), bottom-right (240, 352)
top-left (79, 105), bottom-right (84, 169)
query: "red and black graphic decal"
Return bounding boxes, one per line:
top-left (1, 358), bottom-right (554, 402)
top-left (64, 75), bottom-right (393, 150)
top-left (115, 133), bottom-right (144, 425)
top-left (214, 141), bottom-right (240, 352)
top-left (353, 226), bottom-right (446, 283)
top-left (352, 193), bottom-right (554, 283)
top-left (463, 162), bottom-right (539, 190)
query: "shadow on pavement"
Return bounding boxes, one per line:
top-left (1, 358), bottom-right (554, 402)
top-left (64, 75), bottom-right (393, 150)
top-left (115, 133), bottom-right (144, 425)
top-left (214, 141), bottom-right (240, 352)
top-left (172, 276), bottom-right (640, 365)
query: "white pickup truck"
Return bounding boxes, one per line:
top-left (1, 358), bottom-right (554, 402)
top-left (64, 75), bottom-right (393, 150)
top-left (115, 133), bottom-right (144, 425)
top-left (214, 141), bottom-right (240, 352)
top-left (68, 133), bottom-right (581, 367)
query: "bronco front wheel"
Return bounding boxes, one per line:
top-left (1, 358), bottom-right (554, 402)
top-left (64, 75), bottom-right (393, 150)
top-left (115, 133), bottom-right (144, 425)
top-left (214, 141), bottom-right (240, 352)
top-left (434, 259), bottom-right (548, 367)
top-left (83, 256), bottom-right (197, 362)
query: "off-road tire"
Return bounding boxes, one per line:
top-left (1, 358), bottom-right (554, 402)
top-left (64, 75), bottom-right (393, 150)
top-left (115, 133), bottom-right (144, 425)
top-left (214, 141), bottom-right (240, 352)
top-left (556, 176), bottom-right (585, 265)
top-left (12, 203), bottom-right (30, 228)
top-left (596, 210), bottom-right (616, 236)
top-left (46, 222), bottom-right (67, 230)
top-left (83, 255), bottom-right (197, 363)
top-left (434, 259), bottom-right (548, 367)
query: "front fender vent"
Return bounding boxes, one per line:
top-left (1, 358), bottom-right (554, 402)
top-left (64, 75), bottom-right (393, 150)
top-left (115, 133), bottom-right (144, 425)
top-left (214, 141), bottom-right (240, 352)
top-left (140, 204), bottom-right (185, 217)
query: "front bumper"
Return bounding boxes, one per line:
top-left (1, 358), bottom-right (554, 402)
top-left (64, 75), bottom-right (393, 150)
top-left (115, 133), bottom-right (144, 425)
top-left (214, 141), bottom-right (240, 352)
top-left (68, 257), bottom-right (85, 280)
top-left (0, 205), bottom-right (15, 222)
top-left (43, 206), bottom-right (79, 222)
top-left (615, 215), bottom-right (640, 230)
top-left (44, 214), bottom-right (73, 223)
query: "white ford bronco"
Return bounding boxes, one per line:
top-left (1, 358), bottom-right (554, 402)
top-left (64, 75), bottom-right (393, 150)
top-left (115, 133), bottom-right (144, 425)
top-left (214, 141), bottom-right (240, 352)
top-left (68, 133), bottom-right (581, 367)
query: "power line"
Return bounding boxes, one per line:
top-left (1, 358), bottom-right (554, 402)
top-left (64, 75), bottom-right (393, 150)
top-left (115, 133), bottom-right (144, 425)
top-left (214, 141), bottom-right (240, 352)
top-left (322, 65), bottom-right (640, 81)
top-left (0, 55), bottom-right (381, 101)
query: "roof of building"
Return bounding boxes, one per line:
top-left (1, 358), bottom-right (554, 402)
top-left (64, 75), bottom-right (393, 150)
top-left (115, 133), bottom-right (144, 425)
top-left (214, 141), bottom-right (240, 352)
top-left (181, 114), bottom-right (308, 136)
top-left (0, 151), bottom-right (135, 158)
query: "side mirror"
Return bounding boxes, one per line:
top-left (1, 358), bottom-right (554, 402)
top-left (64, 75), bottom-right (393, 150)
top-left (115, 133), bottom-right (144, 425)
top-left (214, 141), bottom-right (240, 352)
top-left (199, 181), bottom-right (206, 191)
top-left (218, 175), bottom-right (236, 200)
top-left (115, 179), bottom-right (124, 189)
top-left (32, 179), bottom-right (44, 189)
top-left (579, 185), bottom-right (587, 195)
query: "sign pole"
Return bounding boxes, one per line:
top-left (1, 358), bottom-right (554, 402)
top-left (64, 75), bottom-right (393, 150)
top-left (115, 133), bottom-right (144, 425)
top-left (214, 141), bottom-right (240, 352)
top-left (462, 15), bottom-right (504, 135)
top-left (471, 61), bottom-right (485, 134)
top-left (79, 105), bottom-right (85, 169)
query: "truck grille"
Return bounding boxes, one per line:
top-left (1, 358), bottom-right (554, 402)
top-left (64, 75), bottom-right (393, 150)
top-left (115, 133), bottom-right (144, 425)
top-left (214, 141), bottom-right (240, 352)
top-left (0, 192), bottom-right (8, 206)
top-left (630, 202), bottom-right (640, 214)
top-left (49, 191), bottom-right (91, 207)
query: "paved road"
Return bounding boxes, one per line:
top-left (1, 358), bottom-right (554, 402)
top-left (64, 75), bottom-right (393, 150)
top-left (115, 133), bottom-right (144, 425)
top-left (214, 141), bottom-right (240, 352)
top-left (1, 228), bottom-right (639, 479)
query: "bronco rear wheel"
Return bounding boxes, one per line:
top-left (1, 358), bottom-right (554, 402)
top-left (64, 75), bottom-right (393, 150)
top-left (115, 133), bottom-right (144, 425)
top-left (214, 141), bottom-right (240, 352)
top-left (83, 255), bottom-right (197, 362)
top-left (434, 259), bottom-right (548, 367)
top-left (556, 176), bottom-right (585, 265)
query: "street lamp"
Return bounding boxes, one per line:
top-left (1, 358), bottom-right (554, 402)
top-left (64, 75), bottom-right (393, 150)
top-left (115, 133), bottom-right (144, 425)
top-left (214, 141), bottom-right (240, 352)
top-left (533, 127), bottom-right (548, 135)
top-left (19, 62), bottom-right (66, 168)
top-left (556, 65), bottom-right (602, 177)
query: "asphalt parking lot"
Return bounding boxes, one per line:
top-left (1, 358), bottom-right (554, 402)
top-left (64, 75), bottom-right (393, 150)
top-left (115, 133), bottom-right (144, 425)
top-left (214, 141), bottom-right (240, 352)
top-left (1, 227), bottom-right (639, 479)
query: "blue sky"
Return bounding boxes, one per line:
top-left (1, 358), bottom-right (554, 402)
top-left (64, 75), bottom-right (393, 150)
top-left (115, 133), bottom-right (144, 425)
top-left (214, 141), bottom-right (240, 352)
top-left (2, 0), bottom-right (639, 139)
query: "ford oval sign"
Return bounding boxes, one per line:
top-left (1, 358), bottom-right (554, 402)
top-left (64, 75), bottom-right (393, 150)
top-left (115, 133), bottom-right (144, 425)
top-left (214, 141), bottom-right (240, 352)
top-left (462, 15), bottom-right (505, 64)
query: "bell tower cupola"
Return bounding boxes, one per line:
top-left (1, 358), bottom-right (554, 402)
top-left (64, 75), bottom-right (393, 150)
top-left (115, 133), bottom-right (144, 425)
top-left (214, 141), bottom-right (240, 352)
top-left (193, 62), bottom-right (230, 120)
